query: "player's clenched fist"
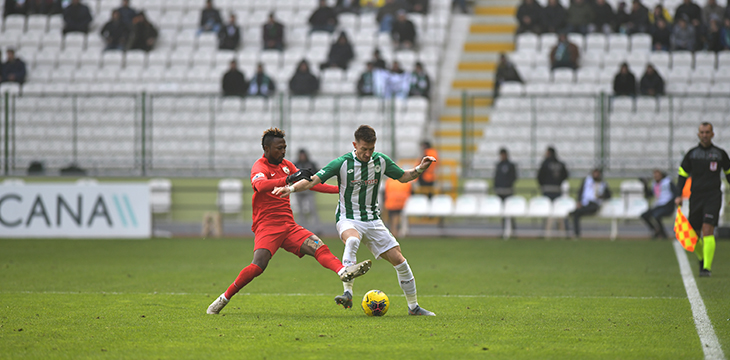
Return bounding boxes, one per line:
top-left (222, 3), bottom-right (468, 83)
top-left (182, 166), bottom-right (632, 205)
top-left (286, 168), bottom-right (314, 184)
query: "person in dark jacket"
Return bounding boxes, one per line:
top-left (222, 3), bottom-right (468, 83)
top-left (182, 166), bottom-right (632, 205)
top-left (675, 0), bottom-right (702, 24)
top-left (537, 146), bottom-right (568, 200)
top-left (115, 0), bottom-right (138, 26)
top-left (309, 0), bottom-right (338, 33)
top-left (493, 53), bottom-right (523, 98)
top-left (566, 0), bottom-right (594, 34)
top-left (336, 0), bottom-right (361, 14)
top-left (651, 18), bottom-right (671, 50)
top-left (320, 32), bottom-right (354, 70)
top-left (101, 10), bottom-right (129, 51)
top-left (516, 0), bottom-right (543, 34)
top-left (218, 14), bottom-right (241, 50)
top-left (370, 48), bottom-right (387, 69)
top-left (222, 60), bottom-right (247, 97)
top-left (569, 168), bottom-right (612, 238)
top-left (592, 0), bottom-right (615, 33)
top-left (391, 10), bottom-right (417, 49)
top-left (263, 12), bottom-right (285, 50)
top-left (248, 63), bottom-right (276, 97)
top-left (127, 12), bottom-right (158, 51)
top-left (624, 0), bottom-right (649, 34)
top-left (550, 33), bottom-right (580, 70)
top-left (639, 64), bottom-right (665, 96)
top-left (615, 2), bottom-right (631, 31)
top-left (377, 0), bottom-right (407, 32)
top-left (494, 148), bottom-right (518, 235)
top-left (199, 0), bottom-right (223, 34)
top-left (63, 0), bottom-right (92, 34)
top-left (357, 62), bottom-right (376, 96)
top-left (289, 60), bottom-right (319, 96)
top-left (26, 0), bottom-right (61, 15)
top-left (0, 49), bottom-right (27, 84)
top-left (407, 0), bottom-right (428, 13)
top-left (409, 62), bottom-right (430, 98)
top-left (613, 63), bottom-right (637, 96)
top-left (542, 0), bottom-right (567, 33)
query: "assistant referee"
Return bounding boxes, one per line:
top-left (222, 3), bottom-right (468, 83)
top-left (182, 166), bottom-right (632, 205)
top-left (675, 122), bottom-right (730, 277)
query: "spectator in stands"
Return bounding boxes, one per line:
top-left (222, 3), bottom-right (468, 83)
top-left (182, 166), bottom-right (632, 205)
top-left (293, 149), bottom-right (321, 226)
top-left (199, 0), bottom-right (223, 34)
top-left (362, 0), bottom-right (386, 13)
top-left (542, 0), bottom-right (567, 33)
top-left (549, 33), bottom-right (579, 70)
top-left (566, 0), bottom-right (595, 34)
top-left (127, 12), bottom-right (158, 51)
top-left (615, 2), bottom-right (631, 31)
top-left (516, 0), bottom-right (543, 34)
top-left (248, 63), bottom-right (277, 97)
top-left (62, 0), bottom-right (92, 34)
top-left (115, 0), bottom-right (137, 26)
top-left (289, 60), bottom-right (320, 96)
top-left (493, 53), bottom-right (523, 98)
top-left (639, 64), bottom-right (665, 96)
top-left (624, 0), bottom-right (650, 34)
top-left (417, 141), bottom-right (438, 197)
top-left (639, 170), bottom-right (676, 239)
top-left (407, 0), bottom-right (429, 14)
top-left (569, 168), bottom-right (612, 239)
top-left (613, 63), bottom-right (637, 96)
top-left (0, 49), bottom-right (27, 84)
top-left (263, 12), bottom-right (285, 51)
top-left (218, 14), bottom-right (241, 50)
top-left (358, 62), bottom-right (378, 96)
top-left (384, 61), bottom-right (410, 98)
top-left (26, 0), bottom-right (61, 15)
top-left (675, 0), bottom-right (702, 25)
top-left (409, 62), bottom-right (430, 98)
top-left (391, 10), bottom-right (417, 49)
top-left (384, 168), bottom-right (412, 238)
top-left (592, 0), bottom-right (615, 34)
top-left (702, 0), bottom-right (724, 26)
top-left (370, 48), bottom-right (387, 69)
top-left (222, 60), bottom-right (247, 97)
top-left (649, 4), bottom-right (673, 25)
top-left (706, 19), bottom-right (723, 51)
top-left (309, 0), bottom-right (338, 33)
top-left (720, 18), bottom-right (730, 50)
top-left (321, 32), bottom-right (355, 70)
top-left (377, 0), bottom-right (407, 32)
top-left (101, 10), bottom-right (130, 51)
top-left (651, 18), bottom-right (672, 50)
top-left (336, 0), bottom-right (361, 14)
top-left (671, 17), bottom-right (696, 50)
top-left (537, 146), bottom-right (568, 201)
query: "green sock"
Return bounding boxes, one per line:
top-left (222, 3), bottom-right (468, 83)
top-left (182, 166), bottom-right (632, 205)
top-left (703, 235), bottom-right (716, 271)
top-left (695, 237), bottom-right (704, 262)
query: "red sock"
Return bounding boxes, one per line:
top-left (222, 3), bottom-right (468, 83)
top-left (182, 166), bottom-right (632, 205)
top-left (224, 263), bottom-right (263, 299)
top-left (314, 245), bottom-right (344, 274)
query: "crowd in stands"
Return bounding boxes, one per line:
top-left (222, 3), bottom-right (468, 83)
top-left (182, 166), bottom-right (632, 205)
top-left (2, 0), bottom-right (437, 98)
top-left (516, 0), bottom-right (730, 52)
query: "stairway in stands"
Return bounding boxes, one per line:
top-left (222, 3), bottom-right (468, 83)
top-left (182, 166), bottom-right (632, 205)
top-left (435, 0), bottom-right (518, 177)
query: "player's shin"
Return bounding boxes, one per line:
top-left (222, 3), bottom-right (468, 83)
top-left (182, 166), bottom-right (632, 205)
top-left (343, 236), bottom-right (361, 266)
top-left (703, 235), bottom-right (716, 270)
top-left (394, 260), bottom-right (418, 310)
top-left (695, 237), bottom-right (705, 262)
top-left (224, 263), bottom-right (263, 300)
top-left (314, 245), bottom-right (344, 273)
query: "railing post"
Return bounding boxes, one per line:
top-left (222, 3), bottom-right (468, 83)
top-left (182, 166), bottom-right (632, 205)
top-left (209, 95), bottom-right (215, 170)
top-left (460, 90), bottom-right (467, 179)
top-left (141, 91), bottom-right (147, 176)
top-left (72, 94), bottom-right (78, 164)
top-left (599, 92), bottom-right (607, 170)
top-left (3, 92), bottom-right (9, 175)
top-left (390, 95), bottom-right (396, 159)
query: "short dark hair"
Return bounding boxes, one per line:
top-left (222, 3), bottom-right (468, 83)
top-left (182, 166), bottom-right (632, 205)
top-left (700, 122), bottom-right (713, 131)
top-left (547, 146), bottom-right (556, 157)
top-left (262, 127), bottom-right (285, 148)
top-left (499, 148), bottom-right (508, 155)
top-left (354, 125), bottom-right (377, 143)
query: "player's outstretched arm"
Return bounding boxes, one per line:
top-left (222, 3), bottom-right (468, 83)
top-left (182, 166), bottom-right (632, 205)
top-left (398, 156), bottom-right (437, 183)
top-left (273, 175), bottom-right (323, 197)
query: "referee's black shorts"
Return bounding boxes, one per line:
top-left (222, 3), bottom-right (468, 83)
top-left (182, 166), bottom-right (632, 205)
top-left (689, 193), bottom-right (722, 231)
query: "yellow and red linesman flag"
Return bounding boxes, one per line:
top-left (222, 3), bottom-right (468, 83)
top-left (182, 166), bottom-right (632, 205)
top-left (674, 208), bottom-right (698, 252)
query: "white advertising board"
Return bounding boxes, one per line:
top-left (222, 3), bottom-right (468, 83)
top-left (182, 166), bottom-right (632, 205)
top-left (0, 183), bottom-right (151, 238)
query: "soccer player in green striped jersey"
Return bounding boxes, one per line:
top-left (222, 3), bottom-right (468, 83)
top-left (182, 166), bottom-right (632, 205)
top-left (273, 125), bottom-right (437, 316)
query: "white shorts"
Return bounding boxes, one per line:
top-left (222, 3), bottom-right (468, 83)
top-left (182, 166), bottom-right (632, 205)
top-left (336, 219), bottom-right (400, 260)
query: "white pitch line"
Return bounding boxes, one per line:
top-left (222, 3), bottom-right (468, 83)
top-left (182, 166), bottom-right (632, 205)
top-left (672, 240), bottom-right (725, 360)
top-left (0, 290), bottom-right (682, 300)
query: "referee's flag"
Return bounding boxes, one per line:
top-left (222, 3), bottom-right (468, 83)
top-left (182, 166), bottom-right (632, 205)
top-left (674, 208), bottom-right (698, 252)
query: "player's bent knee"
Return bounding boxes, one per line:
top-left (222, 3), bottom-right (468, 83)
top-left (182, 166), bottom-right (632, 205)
top-left (303, 235), bottom-right (325, 251)
top-left (252, 249), bottom-right (272, 271)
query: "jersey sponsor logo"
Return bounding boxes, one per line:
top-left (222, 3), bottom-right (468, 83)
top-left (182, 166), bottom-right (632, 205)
top-left (374, 165), bottom-right (381, 172)
top-left (350, 179), bottom-right (379, 186)
top-left (283, 166), bottom-right (290, 174)
top-left (347, 169), bottom-right (354, 174)
top-left (252, 172), bottom-right (266, 181)
top-left (710, 162), bottom-right (717, 171)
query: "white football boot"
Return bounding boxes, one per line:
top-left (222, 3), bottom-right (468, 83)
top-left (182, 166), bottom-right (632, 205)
top-left (206, 294), bottom-right (229, 314)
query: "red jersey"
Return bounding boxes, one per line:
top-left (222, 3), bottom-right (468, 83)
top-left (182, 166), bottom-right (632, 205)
top-left (250, 155), bottom-right (337, 232)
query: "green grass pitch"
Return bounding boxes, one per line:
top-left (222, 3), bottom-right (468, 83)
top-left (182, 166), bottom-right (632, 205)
top-left (1, 237), bottom-right (728, 359)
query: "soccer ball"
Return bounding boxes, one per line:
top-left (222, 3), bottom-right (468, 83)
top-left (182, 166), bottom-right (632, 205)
top-left (361, 290), bottom-right (389, 316)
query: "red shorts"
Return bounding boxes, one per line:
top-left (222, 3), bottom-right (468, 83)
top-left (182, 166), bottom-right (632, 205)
top-left (253, 221), bottom-right (313, 258)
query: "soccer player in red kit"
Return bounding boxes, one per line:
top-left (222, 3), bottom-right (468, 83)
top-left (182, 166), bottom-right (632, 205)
top-left (207, 128), bottom-right (372, 314)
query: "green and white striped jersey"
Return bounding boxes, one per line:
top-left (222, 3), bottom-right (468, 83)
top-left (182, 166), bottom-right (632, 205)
top-left (316, 150), bottom-right (405, 222)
